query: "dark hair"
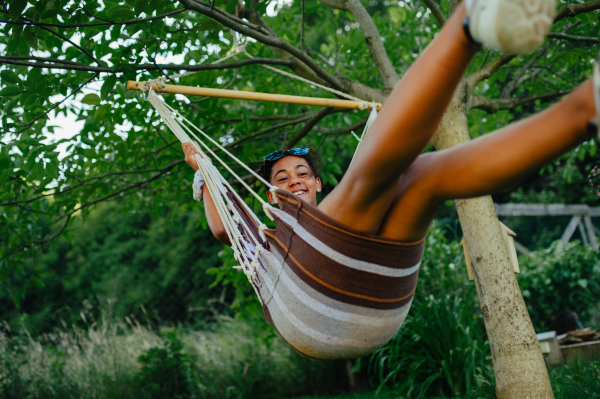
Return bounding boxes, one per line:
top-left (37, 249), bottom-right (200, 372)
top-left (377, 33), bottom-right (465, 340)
top-left (259, 147), bottom-right (322, 183)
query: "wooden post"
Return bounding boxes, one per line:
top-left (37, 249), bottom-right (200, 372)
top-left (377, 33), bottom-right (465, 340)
top-left (561, 216), bottom-right (581, 242)
top-left (126, 81), bottom-right (382, 110)
top-left (584, 216), bottom-right (598, 251)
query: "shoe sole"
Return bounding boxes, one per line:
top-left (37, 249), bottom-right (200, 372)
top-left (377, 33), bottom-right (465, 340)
top-left (475, 0), bottom-right (556, 54)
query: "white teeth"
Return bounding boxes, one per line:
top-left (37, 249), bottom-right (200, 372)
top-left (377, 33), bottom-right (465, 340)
top-left (294, 191), bottom-right (306, 195)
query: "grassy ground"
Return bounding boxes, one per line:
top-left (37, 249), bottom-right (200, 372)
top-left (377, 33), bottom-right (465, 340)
top-left (3, 317), bottom-right (599, 399)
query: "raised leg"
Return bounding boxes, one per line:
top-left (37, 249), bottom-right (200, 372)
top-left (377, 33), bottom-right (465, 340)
top-left (319, 3), bottom-right (478, 234)
top-left (378, 80), bottom-right (597, 242)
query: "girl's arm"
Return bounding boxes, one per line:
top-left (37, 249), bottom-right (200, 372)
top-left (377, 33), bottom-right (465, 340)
top-left (182, 143), bottom-right (232, 246)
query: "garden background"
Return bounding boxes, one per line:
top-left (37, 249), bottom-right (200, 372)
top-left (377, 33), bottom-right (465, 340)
top-left (1, 0), bottom-right (600, 397)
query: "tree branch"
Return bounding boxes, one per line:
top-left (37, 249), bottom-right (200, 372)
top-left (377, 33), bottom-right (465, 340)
top-left (0, 163), bottom-right (184, 208)
top-left (315, 118), bottom-right (367, 135)
top-left (0, 8), bottom-right (187, 28)
top-left (554, 0), bottom-right (600, 23)
top-left (0, 56), bottom-right (293, 74)
top-left (345, 0), bottom-right (400, 89)
top-left (226, 113), bottom-right (316, 148)
top-left (180, 0), bottom-right (386, 102)
top-left (16, 15), bottom-right (104, 67)
top-left (318, 0), bottom-right (350, 11)
top-left (421, 0), bottom-right (447, 26)
top-left (548, 32), bottom-right (600, 44)
top-left (284, 107), bottom-right (336, 148)
top-left (501, 42), bottom-right (551, 98)
top-left (466, 53), bottom-right (516, 90)
top-left (469, 90), bottom-right (571, 113)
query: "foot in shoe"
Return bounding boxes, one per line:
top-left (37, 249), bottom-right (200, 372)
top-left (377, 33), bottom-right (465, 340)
top-left (466, 0), bottom-right (556, 54)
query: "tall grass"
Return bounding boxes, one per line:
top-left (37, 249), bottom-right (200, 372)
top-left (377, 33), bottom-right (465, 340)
top-left (369, 295), bottom-right (493, 399)
top-left (0, 316), bottom-right (332, 399)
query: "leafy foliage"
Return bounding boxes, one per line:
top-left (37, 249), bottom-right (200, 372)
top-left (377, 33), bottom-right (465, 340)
top-left (0, 0), bottom-right (599, 298)
top-left (136, 329), bottom-right (197, 399)
top-left (0, 202), bottom-right (228, 335)
top-left (369, 223), bottom-right (493, 398)
top-left (517, 240), bottom-right (600, 331)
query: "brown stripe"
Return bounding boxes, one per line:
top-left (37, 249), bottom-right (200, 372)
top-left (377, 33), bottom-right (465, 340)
top-left (275, 190), bottom-right (423, 246)
top-left (265, 230), bottom-right (417, 310)
top-left (267, 221), bottom-right (418, 299)
top-left (273, 190), bottom-right (425, 268)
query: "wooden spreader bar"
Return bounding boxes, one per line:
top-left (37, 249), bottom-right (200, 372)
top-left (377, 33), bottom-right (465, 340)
top-left (127, 81), bottom-right (382, 110)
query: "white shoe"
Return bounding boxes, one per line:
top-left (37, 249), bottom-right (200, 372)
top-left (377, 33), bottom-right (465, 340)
top-left (466, 0), bottom-right (556, 54)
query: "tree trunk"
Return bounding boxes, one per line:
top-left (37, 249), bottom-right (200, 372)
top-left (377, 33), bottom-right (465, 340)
top-left (431, 83), bottom-right (555, 399)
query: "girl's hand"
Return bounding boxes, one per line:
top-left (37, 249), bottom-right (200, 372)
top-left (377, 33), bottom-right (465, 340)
top-left (182, 142), bottom-right (205, 171)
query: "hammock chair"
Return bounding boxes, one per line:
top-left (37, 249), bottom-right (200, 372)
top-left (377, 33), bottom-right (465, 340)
top-left (133, 76), bottom-right (424, 360)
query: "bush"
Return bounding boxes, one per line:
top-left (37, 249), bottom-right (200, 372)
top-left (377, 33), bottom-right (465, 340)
top-left (517, 240), bottom-right (600, 331)
top-left (136, 330), bottom-right (197, 399)
top-left (0, 316), bottom-right (349, 399)
top-left (550, 359), bottom-right (600, 399)
top-left (368, 224), bottom-right (494, 399)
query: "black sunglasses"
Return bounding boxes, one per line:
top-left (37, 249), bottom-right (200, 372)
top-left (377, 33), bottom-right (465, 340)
top-left (264, 148), bottom-right (310, 162)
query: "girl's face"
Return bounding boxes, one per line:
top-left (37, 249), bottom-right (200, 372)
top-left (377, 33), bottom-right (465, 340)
top-left (268, 156), bottom-right (321, 206)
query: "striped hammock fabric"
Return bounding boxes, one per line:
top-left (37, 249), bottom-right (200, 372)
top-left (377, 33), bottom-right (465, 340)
top-left (142, 85), bottom-right (423, 359)
top-left (254, 190), bottom-right (424, 360)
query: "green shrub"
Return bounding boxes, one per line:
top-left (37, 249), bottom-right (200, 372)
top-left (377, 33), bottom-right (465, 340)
top-left (517, 240), bottom-right (600, 331)
top-left (550, 359), bottom-right (600, 399)
top-left (136, 329), bottom-right (197, 399)
top-left (369, 225), bottom-right (493, 398)
top-left (369, 294), bottom-right (493, 399)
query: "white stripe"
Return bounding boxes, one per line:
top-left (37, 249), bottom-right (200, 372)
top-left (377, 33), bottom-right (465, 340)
top-left (270, 208), bottom-right (420, 277)
top-left (264, 275), bottom-right (371, 348)
top-left (260, 255), bottom-right (409, 329)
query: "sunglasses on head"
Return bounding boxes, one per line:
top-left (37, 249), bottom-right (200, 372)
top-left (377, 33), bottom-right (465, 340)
top-left (264, 147), bottom-right (310, 162)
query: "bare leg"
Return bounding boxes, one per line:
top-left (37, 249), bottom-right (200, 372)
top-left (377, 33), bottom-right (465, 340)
top-left (379, 80), bottom-right (596, 242)
top-left (319, 3), bottom-right (478, 234)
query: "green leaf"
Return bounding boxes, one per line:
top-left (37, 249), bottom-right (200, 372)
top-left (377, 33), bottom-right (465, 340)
top-left (35, 0), bottom-right (47, 14)
top-left (0, 169), bottom-right (11, 186)
top-left (109, 8), bottom-right (136, 20)
top-left (14, 287), bottom-right (25, 308)
top-left (226, 0), bottom-right (237, 14)
top-left (1, 70), bottom-right (22, 84)
top-left (0, 86), bottom-right (24, 97)
top-left (255, 1), bottom-right (269, 15)
top-left (35, 161), bottom-right (45, 180)
top-left (22, 92), bottom-right (38, 107)
top-left (84, 28), bottom-right (102, 39)
top-left (81, 93), bottom-right (101, 105)
top-left (81, 136), bottom-right (95, 147)
top-left (26, 68), bottom-right (42, 88)
top-left (134, 0), bottom-right (150, 14)
top-left (23, 25), bottom-right (38, 50)
top-left (30, 278), bottom-right (45, 288)
top-left (94, 104), bottom-right (110, 121)
top-left (46, 161), bottom-right (59, 179)
top-left (197, 20), bottom-right (223, 31)
top-left (40, 8), bottom-right (61, 20)
top-left (101, 75), bottom-right (117, 100)
top-left (9, 0), bottom-right (28, 20)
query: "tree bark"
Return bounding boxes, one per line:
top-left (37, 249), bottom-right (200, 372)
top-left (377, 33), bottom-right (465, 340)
top-left (431, 83), bottom-right (554, 399)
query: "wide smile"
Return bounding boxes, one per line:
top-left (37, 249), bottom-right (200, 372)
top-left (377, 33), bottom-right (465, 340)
top-left (293, 190), bottom-right (307, 197)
